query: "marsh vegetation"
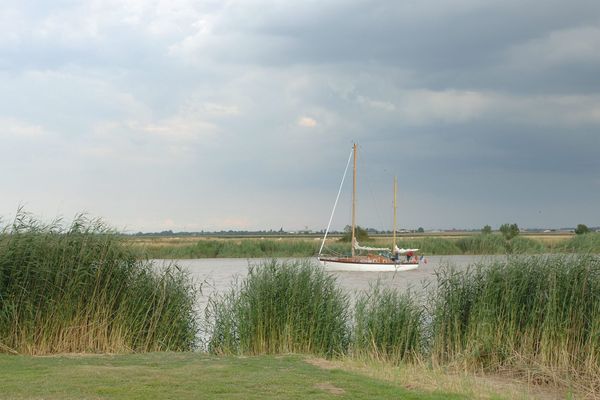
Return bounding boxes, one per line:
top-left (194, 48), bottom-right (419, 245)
top-left (205, 255), bottom-right (600, 394)
top-left (131, 232), bottom-right (600, 258)
top-left (430, 255), bottom-right (600, 385)
top-left (1, 212), bottom-right (599, 396)
top-left (0, 212), bottom-right (198, 354)
top-left (206, 259), bottom-right (350, 356)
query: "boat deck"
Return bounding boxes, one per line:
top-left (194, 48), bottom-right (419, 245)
top-left (319, 254), bottom-right (419, 265)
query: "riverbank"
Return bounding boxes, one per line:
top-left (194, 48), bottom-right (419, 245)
top-left (0, 353), bottom-right (565, 399)
top-left (127, 232), bottom-right (600, 259)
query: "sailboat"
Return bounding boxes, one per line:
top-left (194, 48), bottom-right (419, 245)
top-left (317, 143), bottom-right (425, 272)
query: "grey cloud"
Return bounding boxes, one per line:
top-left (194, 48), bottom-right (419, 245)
top-left (178, 0), bottom-right (600, 95)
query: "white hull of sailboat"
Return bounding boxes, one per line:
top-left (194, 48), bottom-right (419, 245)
top-left (318, 258), bottom-right (421, 272)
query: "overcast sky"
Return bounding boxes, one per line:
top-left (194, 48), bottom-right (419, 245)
top-left (1, 0), bottom-right (599, 232)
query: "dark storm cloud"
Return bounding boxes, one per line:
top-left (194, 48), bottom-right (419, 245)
top-left (200, 1), bottom-right (600, 93)
top-left (230, 2), bottom-right (592, 61)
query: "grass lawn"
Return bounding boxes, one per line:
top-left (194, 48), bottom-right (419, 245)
top-left (0, 353), bottom-right (467, 400)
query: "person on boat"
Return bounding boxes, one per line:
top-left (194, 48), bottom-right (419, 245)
top-left (406, 250), bottom-right (414, 263)
top-left (391, 245), bottom-right (401, 261)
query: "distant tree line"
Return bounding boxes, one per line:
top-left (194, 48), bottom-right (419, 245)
top-left (480, 223), bottom-right (520, 240)
top-left (124, 223), bottom-right (596, 237)
top-left (481, 223), bottom-right (595, 237)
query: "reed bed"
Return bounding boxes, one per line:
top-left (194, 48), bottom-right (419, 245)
top-left (507, 235), bottom-right (547, 253)
top-left (139, 239), bottom-right (320, 259)
top-left (455, 234), bottom-right (507, 254)
top-left (206, 259), bottom-right (350, 356)
top-left (558, 232), bottom-right (600, 253)
top-left (392, 237), bottom-right (462, 255)
top-left (430, 255), bottom-right (600, 384)
top-left (454, 234), bottom-right (546, 254)
top-left (135, 233), bottom-right (600, 259)
top-left (207, 256), bottom-right (600, 393)
top-left (0, 212), bottom-right (198, 354)
top-left (353, 285), bottom-right (424, 363)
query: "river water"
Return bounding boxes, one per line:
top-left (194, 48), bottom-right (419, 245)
top-left (153, 255), bottom-right (507, 310)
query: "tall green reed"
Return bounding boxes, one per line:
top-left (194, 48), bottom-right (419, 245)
top-left (206, 259), bottom-right (350, 357)
top-left (353, 284), bottom-right (424, 363)
top-left (430, 255), bottom-right (600, 378)
top-left (0, 211), bottom-right (198, 354)
top-left (455, 234), bottom-right (507, 254)
top-left (395, 237), bottom-right (462, 255)
top-left (455, 234), bottom-right (546, 254)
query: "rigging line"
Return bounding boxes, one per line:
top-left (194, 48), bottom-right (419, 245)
top-left (319, 147), bottom-right (354, 257)
top-left (322, 246), bottom-right (344, 257)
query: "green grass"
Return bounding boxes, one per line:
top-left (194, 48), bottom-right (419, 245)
top-left (206, 259), bottom-right (350, 357)
top-left (0, 353), bottom-right (465, 400)
top-left (0, 211), bottom-right (198, 354)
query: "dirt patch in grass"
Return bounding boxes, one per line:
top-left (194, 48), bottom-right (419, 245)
top-left (306, 357), bottom-right (570, 400)
top-left (305, 357), bottom-right (340, 370)
top-left (314, 382), bottom-right (345, 395)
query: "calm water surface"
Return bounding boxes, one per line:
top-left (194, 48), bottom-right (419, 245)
top-left (153, 255), bottom-right (507, 310)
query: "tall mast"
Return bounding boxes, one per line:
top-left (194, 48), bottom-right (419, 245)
top-left (393, 176), bottom-right (397, 251)
top-left (351, 143), bottom-right (357, 257)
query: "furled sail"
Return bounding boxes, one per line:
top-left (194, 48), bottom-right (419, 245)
top-left (353, 239), bottom-right (390, 252)
top-left (394, 245), bottom-right (419, 254)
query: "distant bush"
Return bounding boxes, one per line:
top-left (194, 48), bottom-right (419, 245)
top-left (499, 223), bottom-right (520, 240)
top-left (339, 225), bottom-right (370, 243)
top-left (575, 224), bottom-right (590, 235)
